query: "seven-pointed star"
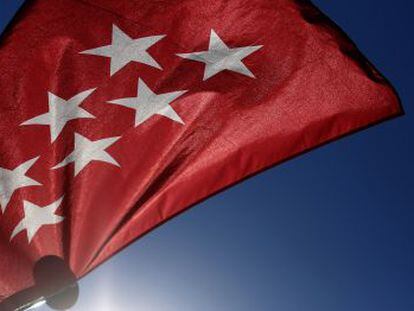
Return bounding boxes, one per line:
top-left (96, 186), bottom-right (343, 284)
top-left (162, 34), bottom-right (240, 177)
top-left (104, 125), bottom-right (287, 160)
top-left (108, 78), bottom-right (188, 126)
top-left (80, 24), bottom-right (166, 76)
top-left (10, 197), bottom-right (64, 243)
top-left (52, 133), bottom-right (121, 176)
top-left (177, 29), bottom-right (263, 80)
top-left (0, 157), bottom-right (42, 213)
top-left (20, 88), bottom-right (96, 143)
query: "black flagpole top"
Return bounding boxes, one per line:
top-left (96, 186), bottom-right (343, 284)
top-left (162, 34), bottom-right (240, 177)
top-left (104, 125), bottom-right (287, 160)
top-left (34, 256), bottom-right (79, 310)
top-left (0, 256), bottom-right (79, 311)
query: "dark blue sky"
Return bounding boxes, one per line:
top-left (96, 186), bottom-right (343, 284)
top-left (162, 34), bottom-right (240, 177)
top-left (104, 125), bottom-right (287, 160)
top-left (1, 1), bottom-right (413, 310)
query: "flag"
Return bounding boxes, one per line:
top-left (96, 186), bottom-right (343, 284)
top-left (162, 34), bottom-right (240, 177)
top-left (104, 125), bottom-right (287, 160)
top-left (0, 0), bottom-right (401, 306)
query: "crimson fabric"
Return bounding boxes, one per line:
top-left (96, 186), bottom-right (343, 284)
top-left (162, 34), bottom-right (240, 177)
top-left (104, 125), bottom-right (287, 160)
top-left (0, 0), bottom-right (401, 303)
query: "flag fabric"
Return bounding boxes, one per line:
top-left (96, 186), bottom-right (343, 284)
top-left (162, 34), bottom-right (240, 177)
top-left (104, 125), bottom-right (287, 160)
top-left (0, 0), bottom-right (401, 304)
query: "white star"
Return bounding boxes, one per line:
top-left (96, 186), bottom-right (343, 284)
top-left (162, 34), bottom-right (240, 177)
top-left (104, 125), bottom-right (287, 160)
top-left (21, 89), bottom-right (96, 142)
top-left (52, 133), bottom-right (121, 176)
top-left (10, 197), bottom-right (64, 243)
top-left (108, 78), bottom-right (188, 126)
top-left (177, 29), bottom-right (263, 80)
top-left (0, 157), bottom-right (42, 213)
top-left (80, 24), bottom-right (166, 76)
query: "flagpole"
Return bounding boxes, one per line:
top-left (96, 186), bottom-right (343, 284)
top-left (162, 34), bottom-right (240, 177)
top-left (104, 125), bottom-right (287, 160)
top-left (15, 281), bottom-right (79, 311)
top-left (14, 296), bottom-right (46, 311)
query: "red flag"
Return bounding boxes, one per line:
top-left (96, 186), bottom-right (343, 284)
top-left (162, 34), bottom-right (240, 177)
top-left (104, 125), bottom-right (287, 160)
top-left (0, 0), bottom-right (401, 306)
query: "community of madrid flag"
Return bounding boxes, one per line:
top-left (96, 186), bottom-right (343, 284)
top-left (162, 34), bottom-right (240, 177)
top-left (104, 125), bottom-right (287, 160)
top-left (0, 0), bottom-right (402, 308)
